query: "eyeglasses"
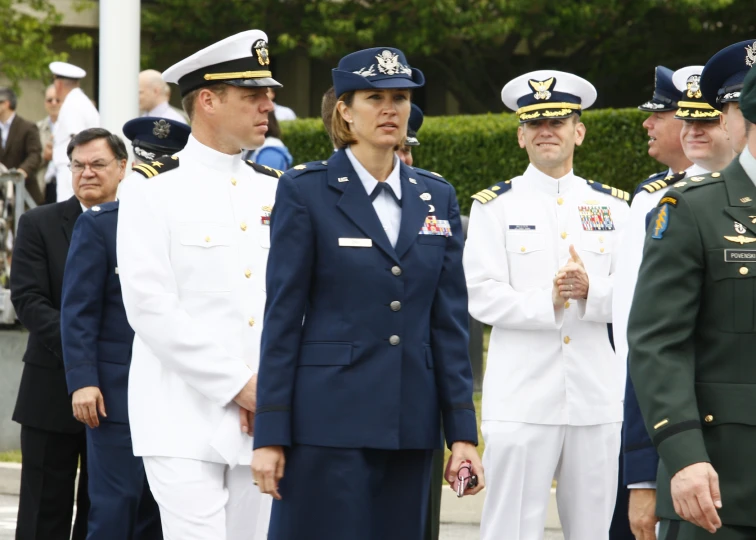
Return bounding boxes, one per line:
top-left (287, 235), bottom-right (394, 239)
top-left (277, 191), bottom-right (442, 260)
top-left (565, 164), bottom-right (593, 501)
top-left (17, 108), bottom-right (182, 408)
top-left (46, 98), bottom-right (59, 104)
top-left (68, 158), bottom-right (116, 174)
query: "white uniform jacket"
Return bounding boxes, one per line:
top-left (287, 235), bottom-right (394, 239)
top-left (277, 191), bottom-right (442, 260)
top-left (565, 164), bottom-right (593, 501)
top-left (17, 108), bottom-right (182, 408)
top-left (464, 164), bottom-right (630, 426)
top-left (612, 163), bottom-right (708, 381)
top-left (117, 136), bottom-right (279, 466)
top-left (53, 87), bottom-right (100, 202)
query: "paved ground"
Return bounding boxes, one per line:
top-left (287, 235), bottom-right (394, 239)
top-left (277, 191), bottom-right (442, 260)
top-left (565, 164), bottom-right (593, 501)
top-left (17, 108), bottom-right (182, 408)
top-left (0, 493), bottom-right (566, 539)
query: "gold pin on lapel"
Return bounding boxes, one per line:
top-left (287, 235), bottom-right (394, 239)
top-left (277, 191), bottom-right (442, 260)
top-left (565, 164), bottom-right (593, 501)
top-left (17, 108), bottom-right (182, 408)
top-left (741, 197), bottom-right (753, 203)
top-left (409, 178), bottom-right (417, 184)
top-left (749, 216), bottom-right (756, 224)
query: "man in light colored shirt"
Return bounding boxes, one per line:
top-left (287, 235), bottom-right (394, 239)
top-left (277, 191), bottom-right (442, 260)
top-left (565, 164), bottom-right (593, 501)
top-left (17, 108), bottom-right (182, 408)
top-left (37, 84), bottom-right (60, 204)
top-left (138, 69), bottom-right (188, 124)
top-left (50, 61), bottom-right (100, 202)
top-left (269, 88), bottom-right (296, 121)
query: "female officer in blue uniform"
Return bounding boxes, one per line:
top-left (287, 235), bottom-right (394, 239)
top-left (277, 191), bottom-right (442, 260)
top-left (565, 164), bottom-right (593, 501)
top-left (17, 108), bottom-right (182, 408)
top-left (252, 47), bottom-right (484, 540)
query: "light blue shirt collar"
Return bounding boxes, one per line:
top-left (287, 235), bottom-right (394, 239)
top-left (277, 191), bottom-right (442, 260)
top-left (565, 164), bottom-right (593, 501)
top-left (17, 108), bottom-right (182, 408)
top-left (345, 146), bottom-right (402, 200)
top-left (0, 113), bottom-right (15, 148)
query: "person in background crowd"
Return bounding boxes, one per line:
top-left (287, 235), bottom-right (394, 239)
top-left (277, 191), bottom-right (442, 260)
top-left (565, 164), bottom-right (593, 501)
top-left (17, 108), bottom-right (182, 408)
top-left (38, 85), bottom-right (60, 205)
top-left (672, 65), bottom-right (734, 174)
top-left (50, 61), bottom-right (100, 203)
top-left (612, 65), bottom-right (695, 540)
top-left (628, 64), bottom-right (756, 540)
top-left (0, 87), bottom-right (43, 206)
top-left (117, 30), bottom-right (281, 540)
top-left (10, 129), bottom-right (98, 540)
top-left (252, 45), bottom-right (483, 540)
top-left (701, 39), bottom-right (756, 155)
top-left (321, 86), bottom-right (338, 146)
top-left (397, 103), bottom-right (424, 166)
top-left (123, 116), bottom-right (191, 167)
top-left (466, 70), bottom-right (630, 540)
top-left (61, 127), bottom-right (178, 540)
top-left (269, 87), bottom-right (296, 121)
top-left (243, 111), bottom-right (293, 170)
top-left (138, 70), bottom-right (188, 125)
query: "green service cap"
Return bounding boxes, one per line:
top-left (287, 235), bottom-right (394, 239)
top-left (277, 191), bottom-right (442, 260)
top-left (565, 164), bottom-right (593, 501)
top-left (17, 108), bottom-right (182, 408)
top-left (742, 66), bottom-right (756, 123)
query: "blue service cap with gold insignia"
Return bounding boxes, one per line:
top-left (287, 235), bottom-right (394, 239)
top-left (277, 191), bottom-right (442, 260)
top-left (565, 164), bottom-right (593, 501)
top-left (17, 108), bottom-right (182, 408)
top-left (501, 70), bottom-right (597, 123)
top-left (123, 117), bottom-right (191, 162)
top-left (700, 39), bottom-right (756, 110)
top-left (405, 104), bottom-right (424, 147)
top-left (638, 66), bottom-right (682, 112)
top-left (163, 30), bottom-right (282, 97)
top-left (331, 47), bottom-right (425, 98)
top-left (672, 66), bottom-right (720, 121)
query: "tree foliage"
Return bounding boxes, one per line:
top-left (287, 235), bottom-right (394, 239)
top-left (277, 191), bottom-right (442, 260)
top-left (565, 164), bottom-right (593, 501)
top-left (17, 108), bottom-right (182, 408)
top-left (0, 0), bottom-right (64, 90)
top-left (142, 0), bottom-right (755, 113)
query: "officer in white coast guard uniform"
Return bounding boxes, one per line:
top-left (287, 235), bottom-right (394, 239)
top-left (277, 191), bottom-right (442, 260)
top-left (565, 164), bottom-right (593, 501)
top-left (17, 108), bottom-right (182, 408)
top-left (116, 30), bottom-right (283, 539)
top-left (50, 61), bottom-right (100, 202)
top-left (464, 71), bottom-right (630, 540)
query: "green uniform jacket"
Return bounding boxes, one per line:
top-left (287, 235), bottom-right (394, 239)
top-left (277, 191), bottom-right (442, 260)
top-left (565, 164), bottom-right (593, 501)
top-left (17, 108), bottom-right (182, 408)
top-left (628, 156), bottom-right (756, 527)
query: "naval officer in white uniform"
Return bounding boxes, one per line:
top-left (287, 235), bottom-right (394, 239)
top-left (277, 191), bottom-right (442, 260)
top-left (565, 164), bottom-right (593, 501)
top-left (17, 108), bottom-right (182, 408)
top-left (49, 61), bottom-right (100, 202)
top-left (116, 30), bottom-right (283, 539)
top-left (464, 71), bottom-right (630, 540)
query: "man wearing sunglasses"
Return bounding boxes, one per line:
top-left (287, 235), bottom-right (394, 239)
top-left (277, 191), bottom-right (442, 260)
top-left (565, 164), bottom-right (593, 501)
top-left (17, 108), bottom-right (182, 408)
top-left (10, 127), bottom-right (125, 540)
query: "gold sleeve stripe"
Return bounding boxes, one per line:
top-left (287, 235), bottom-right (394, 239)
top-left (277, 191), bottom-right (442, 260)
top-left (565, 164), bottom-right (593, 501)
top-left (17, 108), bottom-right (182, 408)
top-left (139, 164), bottom-right (160, 177)
top-left (623, 190), bottom-right (630, 202)
top-left (471, 194), bottom-right (489, 204)
top-left (643, 184), bottom-right (655, 193)
top-left (133, 165), bottom-right (155, 178)
top-left (653, 419), bottom-right (669, 430)
top-left (482, 189), bottom-right (498, 199)
top-left (611, 187), bottom-right (618, 198)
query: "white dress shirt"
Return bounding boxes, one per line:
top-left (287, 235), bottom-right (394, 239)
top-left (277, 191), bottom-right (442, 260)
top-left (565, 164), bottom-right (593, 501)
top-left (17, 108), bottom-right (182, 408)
top-left (465, 164), bottom-right (630, 425)
top-left (273, 103), bottom-right (296, 121)
top-left (117, 135), bottom-right (279, 466)
top-left (0, 113), bottom-right (15, 149)
top-left (53, 87), bottom-right (100, 201)
top-left (143, 101), bottom-right (188, 124)
top-left (742, 145), bottom-right (756, 184)
top-left (345, 146), bottom-right (402, 247)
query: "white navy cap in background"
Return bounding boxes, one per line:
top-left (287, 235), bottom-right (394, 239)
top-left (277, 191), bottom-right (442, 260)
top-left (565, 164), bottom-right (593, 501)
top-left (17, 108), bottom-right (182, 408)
top-left (49, 61), bottom-right (86, 80)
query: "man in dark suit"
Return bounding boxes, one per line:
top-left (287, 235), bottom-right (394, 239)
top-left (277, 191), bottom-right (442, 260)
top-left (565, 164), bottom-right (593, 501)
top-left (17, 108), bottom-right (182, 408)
top-left (0, 87), bottom-right (43, 205)
top-left (10, 127), bottom-right (124, 540)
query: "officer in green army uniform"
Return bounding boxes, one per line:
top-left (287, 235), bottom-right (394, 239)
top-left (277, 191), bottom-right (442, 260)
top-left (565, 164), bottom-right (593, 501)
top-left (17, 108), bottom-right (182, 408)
top-left (628, 66), bottom-right (756, 539)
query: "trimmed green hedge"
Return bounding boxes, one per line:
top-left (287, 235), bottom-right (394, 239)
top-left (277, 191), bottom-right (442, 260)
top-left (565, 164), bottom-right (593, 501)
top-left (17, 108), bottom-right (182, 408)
top-left (280, 109), bottom-right (659, 214)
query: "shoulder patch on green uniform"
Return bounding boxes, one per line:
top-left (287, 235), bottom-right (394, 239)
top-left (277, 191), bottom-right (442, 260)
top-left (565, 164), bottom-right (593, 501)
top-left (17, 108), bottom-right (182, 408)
top-left (651, 203), bottom-right (671, 239)
top-left (672, 171), bottom-right (725, 193)
top-left (286, 161), bottom-right (327, 178)
top-left (132, 155), bottom-right (179, 178)
top-left (658, 195), bottom-right (678, 207)
top-left (586, 180), bottom-right (630, 202)
top-left (412, 167), bottom-right (451, 185)
top-left (245, 161), bottom-right (283, 178)
top-left (471, 180), bottom-right (513, 204)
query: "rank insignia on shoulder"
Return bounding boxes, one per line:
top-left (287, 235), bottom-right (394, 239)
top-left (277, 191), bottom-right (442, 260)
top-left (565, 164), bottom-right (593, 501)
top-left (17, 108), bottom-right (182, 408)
top-left (246, 161), bottom-right (283, 178)
top-left (472, 180), bottom-right (512, 204)
top-left (586, 180), bottom-right (630, 201)
top-left (651, 204), bottom-right (670, 239)
top-left (293, 164), bottom-right (307, 170)
top-left (132, 156), bottom-right (179, 178)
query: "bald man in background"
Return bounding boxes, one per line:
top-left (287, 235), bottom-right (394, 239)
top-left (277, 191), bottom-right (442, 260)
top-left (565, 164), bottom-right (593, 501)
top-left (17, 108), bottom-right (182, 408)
top-left (138, 70), bottom-right (187, 124)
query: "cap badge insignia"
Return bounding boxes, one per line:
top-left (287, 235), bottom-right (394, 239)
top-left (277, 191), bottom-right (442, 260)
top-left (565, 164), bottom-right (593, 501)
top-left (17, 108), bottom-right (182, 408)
top-left (529, 77), bottom-right (554, 100)
top-left (152, 119), bottom-right (171, 139)
top-left (746, 41), bottom-right (756, 68)
top-left (735, 221), bottom-right (747, 235)
top-left (686, 75), bottom-right (702, 99)
top-left (375, 50), bottom-right (412, 76)
top-left (253, 39), bottom-right (270, 66)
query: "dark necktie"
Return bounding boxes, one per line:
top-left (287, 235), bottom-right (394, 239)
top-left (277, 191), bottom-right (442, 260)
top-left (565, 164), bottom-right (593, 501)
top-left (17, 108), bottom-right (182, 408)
top-left (369, 181), bottom-right (402, 207)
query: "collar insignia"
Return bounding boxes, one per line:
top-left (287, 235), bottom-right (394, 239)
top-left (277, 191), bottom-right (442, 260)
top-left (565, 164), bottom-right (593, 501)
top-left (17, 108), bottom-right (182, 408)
top-left (735, 221), bottom-right (747, 235)
top-left (528, 77), bottom-right (554, 100)
top-left (153, 119), bottom-right (171, 139)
